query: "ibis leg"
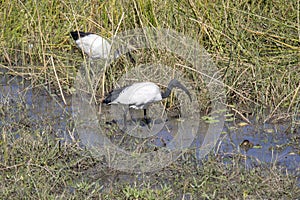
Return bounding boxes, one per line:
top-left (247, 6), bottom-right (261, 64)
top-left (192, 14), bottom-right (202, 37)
top-left (122, 107), bottom-right (129, 130)
top-left (143, 109), bottom-right (147, 120)
top-left (123, 112), bottom-right (126, 127)
top-left (143, 109), bottom-right (151, 125)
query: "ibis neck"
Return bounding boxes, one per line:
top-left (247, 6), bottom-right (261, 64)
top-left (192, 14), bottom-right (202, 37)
top-left (161, 87), bottom-right (172, 99)
top-left (161, 80), bottom-right (178, 99)
top-left (160, 79), bottom-right (192, 102)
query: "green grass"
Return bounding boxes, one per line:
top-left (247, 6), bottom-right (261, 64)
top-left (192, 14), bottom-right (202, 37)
top-left (0, 129), bottom-right (299, 199)
top-left (1, 0), bottom-right (299, 118)
top-left (0, 83), bottom-right (299, 199)
top-left (0, 0), bottom-right (300, 199)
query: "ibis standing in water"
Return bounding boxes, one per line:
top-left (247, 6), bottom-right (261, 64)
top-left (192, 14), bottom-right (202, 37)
top-left (103, 79), bottom-right (192, 125)
top-left (70, 31), bottom-right (134, 63)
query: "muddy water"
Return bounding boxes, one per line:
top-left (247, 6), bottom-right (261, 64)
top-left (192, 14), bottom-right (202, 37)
top-left (220, 122), bottom-right (299, 172)
top-left (0, 75), bottom-right (299, 180)
top-left (0, 74), bottom-right (72, 140)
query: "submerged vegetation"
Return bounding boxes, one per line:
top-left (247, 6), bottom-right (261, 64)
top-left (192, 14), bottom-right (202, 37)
top-left (0, 0), bottom-right (299, 199)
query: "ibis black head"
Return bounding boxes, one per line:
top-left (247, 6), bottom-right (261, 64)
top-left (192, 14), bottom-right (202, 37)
top-left (162, 79), bottom-right (192, 102)
top-left (70, 31), bottom-right (92, 41)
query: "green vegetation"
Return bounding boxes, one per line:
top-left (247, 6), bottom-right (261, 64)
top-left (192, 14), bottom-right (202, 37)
top-left (1, 0), bottom-right (299, 117)
top-left (0, 129), bottom-right (299, 199)
top-left (0, 0), bottom-right (299, 199)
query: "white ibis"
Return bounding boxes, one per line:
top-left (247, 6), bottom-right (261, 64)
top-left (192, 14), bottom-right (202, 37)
top-left (103, 79), bottom-right (192, 124)
top-left (70, 31), bottom-right (112, 59)
top-left (70, 31), bottom-right (135, 63)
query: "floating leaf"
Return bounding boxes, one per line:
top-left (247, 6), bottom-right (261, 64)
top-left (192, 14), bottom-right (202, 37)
top-left (253, 145), bottom-right (262, 149)
top-left (238, 122), bottom-right (249, 127)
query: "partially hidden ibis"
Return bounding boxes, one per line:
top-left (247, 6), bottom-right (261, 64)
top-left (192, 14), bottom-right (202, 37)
top-left (70, 31), bottom-right (112, 59)
top-left (70, 31), bottom-right (135, 63)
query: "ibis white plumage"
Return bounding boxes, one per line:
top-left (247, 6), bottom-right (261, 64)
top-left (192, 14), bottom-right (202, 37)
top-left (70, 31), bottom-right (135, 64)
top-left (103, 79), bottom-right (192, 124)
top-left (70, 31), bottom-right (112, 59)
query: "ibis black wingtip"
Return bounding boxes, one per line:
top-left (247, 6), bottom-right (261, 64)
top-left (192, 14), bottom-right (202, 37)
top-left (102, 96), bottom-right (111, 104)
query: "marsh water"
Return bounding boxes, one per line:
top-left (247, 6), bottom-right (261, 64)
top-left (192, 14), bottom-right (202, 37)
top-left (1, 75), bottom-right (299, 181)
